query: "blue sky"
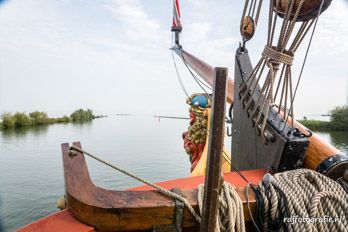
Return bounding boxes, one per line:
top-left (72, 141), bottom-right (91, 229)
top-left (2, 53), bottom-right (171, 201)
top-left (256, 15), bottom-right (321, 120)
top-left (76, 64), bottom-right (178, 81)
top-left (0, 0), bottom-right (347, 118)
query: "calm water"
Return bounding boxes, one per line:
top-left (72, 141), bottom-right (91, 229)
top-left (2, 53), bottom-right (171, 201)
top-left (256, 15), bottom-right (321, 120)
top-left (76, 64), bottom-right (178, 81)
top-left (0, 116), bottom-right (191, 232)
top-left (0, 117), bottom-right (347, 232)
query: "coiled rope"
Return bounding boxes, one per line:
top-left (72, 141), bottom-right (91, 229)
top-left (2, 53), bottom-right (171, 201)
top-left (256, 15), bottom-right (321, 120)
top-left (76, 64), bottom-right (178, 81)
top-left (198, 182), bottom-right (246, 232)
top-left (258, 169), bottom-right (348, 232)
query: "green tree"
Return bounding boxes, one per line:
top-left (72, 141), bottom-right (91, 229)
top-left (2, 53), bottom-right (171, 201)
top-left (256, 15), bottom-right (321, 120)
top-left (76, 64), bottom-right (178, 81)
top-left (14, 112), bottom-right (32, 127)
top-left (330, 105), bottom-right (348, 131)
top-left (1, 112), bottom-right (16, 129)
top-left (29, 111), bottom-right (49, 125)
top-left (56, 116), bottom-right (71, 123)
top-left (70, 109), bottom-right (94, 122)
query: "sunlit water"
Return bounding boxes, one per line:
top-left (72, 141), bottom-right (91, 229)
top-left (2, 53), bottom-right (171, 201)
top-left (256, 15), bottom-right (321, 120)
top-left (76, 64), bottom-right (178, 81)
top-left (0, 116), bottom-right (347, 231)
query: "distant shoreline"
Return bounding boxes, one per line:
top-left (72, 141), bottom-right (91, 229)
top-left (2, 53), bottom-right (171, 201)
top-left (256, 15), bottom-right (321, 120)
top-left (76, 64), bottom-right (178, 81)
top-left (0, 109), bottom-right (107, 131)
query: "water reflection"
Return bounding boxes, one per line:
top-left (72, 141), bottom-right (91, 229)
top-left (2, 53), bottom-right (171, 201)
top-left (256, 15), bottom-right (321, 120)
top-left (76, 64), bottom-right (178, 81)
top-left (329, 131), bottom-right (348, 153)
top-left (71, 121), bottom-right (93, 128)
top-left (0, 125), bottom-right (49, 140)
top-left (0, 195), bottom-right (4, 232)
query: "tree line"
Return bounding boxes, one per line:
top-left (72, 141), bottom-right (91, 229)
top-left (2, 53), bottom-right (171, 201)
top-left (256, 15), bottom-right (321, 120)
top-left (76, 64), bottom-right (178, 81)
top-left (299, 105), bottom-right (348, 131)
top-left (0, 109), bottom-right (102, 130)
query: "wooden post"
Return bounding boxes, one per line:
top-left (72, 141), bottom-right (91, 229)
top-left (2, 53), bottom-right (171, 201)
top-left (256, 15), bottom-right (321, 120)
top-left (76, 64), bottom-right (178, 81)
top-left (200, 67), bottom-right (228, 232)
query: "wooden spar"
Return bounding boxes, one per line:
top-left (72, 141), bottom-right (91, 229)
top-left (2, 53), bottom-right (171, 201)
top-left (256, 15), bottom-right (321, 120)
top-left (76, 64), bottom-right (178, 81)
top-left (174, 48), bottom-right (344, 175)
top-left (62, 142), bottom-right (258, 231)
top-left (200, 68), bottom-right (228, 232)
top-left (173, 48), bottom-right (234, 103)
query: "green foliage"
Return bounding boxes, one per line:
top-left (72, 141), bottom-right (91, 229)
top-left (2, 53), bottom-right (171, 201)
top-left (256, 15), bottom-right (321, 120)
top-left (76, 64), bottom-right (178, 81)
top-left (300, 105), bottom-right (347, 131)
top-left (29, 111), bottom-right (49, 125)
top-left (1, 112), bottom-right (16, 129)
top-left (56, 116), bottom-right (71, 123)
top-left (13, 112), bottom-right (32, 127)
top-left (330, 105), bottom-right (348, 131)
top-left (298, 119), bottom-right (331, 131)
top-left (70, 109), bottom-right (94, 122)
top-left (0, 108), bottom-right (98, 130)
top-left (47, 118), bottom-right (57, 124)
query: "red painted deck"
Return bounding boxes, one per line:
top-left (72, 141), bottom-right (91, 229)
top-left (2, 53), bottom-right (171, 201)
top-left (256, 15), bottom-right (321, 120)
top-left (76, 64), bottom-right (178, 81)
top-left (129, 169), bottom-right (266, 191)
top-left (16, 209), bottom-right (94, 232)
top-left (16, 169), bottom-right (266, 232)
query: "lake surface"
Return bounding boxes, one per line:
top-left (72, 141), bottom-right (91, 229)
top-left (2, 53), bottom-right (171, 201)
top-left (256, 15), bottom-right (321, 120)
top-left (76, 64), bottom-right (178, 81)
top-left (0, 116), bottom-right (347, 232)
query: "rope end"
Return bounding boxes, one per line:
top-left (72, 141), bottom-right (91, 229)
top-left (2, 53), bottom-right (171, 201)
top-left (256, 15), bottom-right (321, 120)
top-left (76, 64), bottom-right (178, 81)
top-left (68, 146), bottom-right (78, 157)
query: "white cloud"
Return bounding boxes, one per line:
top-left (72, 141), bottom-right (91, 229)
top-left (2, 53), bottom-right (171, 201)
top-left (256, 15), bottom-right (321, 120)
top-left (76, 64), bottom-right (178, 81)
top-left (103, 0), bottom-right (161, 42)
top-left (310, 0), bottom-right (348, 56)
top-left (0, 0), bottom-right (346, 116)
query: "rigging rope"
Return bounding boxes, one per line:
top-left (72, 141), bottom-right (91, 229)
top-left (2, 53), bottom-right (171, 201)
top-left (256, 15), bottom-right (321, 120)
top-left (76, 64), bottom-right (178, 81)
top-left (283, 0), bottom-right (325, 130)
top-left (180, 51), bottom-right (213, 99)
top-left (171, 49), bottom-right (190, 98)
top-left (69, 145), bottom-right (201, 222)
top-left (239, 0), bottom-right (326, 141)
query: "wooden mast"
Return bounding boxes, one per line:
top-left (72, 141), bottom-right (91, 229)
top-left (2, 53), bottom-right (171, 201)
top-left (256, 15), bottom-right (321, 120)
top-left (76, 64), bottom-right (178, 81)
top-left (200, 68), bottom-right (228, 232)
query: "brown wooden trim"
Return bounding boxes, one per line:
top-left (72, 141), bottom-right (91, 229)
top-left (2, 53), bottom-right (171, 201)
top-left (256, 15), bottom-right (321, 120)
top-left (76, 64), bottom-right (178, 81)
top-left (62, 142), bottom-right (256, 231)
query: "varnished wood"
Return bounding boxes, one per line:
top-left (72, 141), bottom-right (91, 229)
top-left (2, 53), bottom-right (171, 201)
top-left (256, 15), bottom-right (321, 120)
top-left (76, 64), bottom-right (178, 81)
top-left (200, 68), bottom-right (228, 232)
top-left (62, 142), bottom-right (257, 231)
top-left (240, 17), bottom-right (255, 41)
top-left (290, 120), bottom-right (341, 170)
top-left (274, 0), bottom-right (332, 22)
top-left (180, 50), bottom-right (234, 104)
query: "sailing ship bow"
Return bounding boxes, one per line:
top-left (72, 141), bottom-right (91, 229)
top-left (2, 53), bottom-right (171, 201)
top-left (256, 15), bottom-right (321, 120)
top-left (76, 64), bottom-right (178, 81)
top-left (170, 0), bottom-right (348, 179)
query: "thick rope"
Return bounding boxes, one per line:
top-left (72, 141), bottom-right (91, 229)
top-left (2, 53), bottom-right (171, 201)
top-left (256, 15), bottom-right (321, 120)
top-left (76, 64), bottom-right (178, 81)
top-left (259, 169), bottom-right (348, 232)
top-left (198, 182), bottom-right (246, 232)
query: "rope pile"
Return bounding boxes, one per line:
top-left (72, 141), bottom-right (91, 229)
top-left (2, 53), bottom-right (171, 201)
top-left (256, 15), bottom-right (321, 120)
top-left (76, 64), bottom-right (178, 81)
top-left (257, 169), bottom-right (348, 232)
top-left (198, 182), bottom-right (246, 232)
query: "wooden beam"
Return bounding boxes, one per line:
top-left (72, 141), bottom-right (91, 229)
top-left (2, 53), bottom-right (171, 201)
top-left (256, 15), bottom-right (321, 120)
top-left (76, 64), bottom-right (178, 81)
top-left (174, 49), bottom-right (234, 104)
top-left (200, 68), bottom-right (228, 232)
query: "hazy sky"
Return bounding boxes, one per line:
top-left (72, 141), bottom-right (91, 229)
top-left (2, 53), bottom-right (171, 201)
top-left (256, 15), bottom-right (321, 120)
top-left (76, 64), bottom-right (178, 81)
top-left (0, 0), bottom-right (347, 118)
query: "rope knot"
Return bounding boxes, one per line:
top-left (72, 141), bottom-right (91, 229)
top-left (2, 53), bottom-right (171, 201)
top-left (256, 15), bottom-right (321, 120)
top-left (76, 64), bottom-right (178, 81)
top-left (262, 45), bottom-right (294, 66)
top-left (68, 147), bottom-right (78, 157)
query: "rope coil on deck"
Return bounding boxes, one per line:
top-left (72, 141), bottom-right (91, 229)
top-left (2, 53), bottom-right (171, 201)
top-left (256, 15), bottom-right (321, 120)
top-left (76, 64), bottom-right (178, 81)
top-left (258, 169), bottom-right (348, 232)
top-left (198, 183), bottom-right (246, 232)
